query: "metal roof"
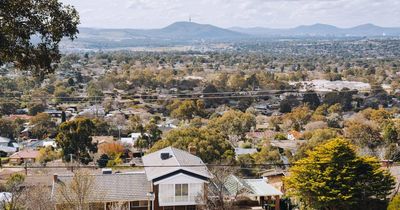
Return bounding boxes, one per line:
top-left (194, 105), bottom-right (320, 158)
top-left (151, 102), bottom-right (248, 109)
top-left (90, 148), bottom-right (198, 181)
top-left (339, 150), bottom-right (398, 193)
top-left (142, 147), bottom-right (212, 181)
top-left (234, 148), bottom-right (258, 156)
top-left (224, 175), bottom-right (282, 197)
top-left (0, 137), bottom-right (11, 143)
top-left (53, 172), bottom-right (151, 203)
top-left (243, 179), bottom-right (283, 196)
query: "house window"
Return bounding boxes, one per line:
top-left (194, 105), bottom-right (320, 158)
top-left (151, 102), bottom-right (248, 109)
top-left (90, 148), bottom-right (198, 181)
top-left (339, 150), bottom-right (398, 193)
top-left (130, 201), bottom-right (148, 209)
top-left (175, 184), bottom-right (188, 196)
top-left (187, 206), bottom-right (196, 210)
top-left (175, 184), bottom-right (189, 202)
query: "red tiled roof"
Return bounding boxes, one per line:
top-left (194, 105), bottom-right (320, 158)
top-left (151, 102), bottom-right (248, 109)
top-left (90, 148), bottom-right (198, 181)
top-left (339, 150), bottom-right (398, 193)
top-left (9, 150), bottom-right (40, 159)
top-left (7, 115), bottom-right (33, 121)
top-left (288, 130), bottom-right (302, 139)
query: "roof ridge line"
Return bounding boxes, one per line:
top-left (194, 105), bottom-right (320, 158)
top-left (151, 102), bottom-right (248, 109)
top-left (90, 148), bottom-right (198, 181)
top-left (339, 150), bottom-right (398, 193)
top-left (170, 147), bottom-right (181, 167)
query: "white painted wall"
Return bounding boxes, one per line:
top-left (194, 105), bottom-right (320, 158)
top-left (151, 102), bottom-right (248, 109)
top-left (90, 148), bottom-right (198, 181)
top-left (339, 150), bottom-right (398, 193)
top-left (156, 174), bottom-right (206, 207)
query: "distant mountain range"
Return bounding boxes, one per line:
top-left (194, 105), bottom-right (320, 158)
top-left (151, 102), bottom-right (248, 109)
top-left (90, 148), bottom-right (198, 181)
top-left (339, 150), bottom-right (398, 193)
top-left (62, 22), bottom-right (400, 50)
top-left (77, 22), bottom-right (245, 42)
top-left (230, 23), bottom-right (400, 37)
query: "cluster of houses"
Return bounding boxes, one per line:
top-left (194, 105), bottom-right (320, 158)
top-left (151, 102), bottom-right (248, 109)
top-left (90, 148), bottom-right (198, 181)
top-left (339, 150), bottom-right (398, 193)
top-left (49, 147), bottom-right (284, 210)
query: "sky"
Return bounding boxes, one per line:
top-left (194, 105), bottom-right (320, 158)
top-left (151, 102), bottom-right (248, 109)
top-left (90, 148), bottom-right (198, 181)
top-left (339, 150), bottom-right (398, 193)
top-left (60, 0), bottom-right (400, 29)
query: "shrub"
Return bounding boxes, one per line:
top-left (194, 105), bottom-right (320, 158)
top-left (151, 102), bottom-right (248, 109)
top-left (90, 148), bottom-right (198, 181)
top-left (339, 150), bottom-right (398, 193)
top-left (274, 133), bottom-right (287, 140)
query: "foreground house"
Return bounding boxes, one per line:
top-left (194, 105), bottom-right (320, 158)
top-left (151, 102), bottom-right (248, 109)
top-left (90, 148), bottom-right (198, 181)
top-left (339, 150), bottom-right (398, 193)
top-left (51, 147), bottom-right (212, 210)
top-left (143, 147), bottom-right (212, 210)
top-left (52, 172), bottom-right (152, 210)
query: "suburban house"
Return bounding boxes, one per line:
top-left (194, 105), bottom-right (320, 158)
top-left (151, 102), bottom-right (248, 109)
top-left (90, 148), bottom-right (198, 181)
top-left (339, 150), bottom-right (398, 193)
top-left (92, 136), bottom-right (115, 146)
top-left (9, 150), bottom-right (40, 165)
top-left (142, 147), bottom-right (213, 210)
top-left (223, 175), bottom-right (283, 210)
top-left (51, 147), bottom-right (212, 210)
top-left (0, 137), bottom-right (18, 155)
top-left (23, 139), bottom-right (56, 150)
top-left (121, 133), bottom-right (144, 146)
top-left (234, 148), bottom-right (258, 159)
top-left (52, 172), bottom-right (152, 210)
top-left (260, 169), bottom-right (287, 192)
top-left (287, 130), bottom-right (302, 141)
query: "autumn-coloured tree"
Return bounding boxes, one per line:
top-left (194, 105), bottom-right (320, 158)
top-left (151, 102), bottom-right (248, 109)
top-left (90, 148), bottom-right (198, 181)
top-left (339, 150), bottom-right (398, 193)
top-left (344, 120), bottom-right (383, 149)
top-left (285, 105), bottom-right (312, 131)
top-left (99, 142), bottom-right (124, 159)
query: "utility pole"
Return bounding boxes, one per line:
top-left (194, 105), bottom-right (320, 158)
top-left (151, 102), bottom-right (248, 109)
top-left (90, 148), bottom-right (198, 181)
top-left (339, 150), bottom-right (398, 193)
top-left (70, 154), bottom-right (74, 172)
top-left (24, 161), bottom-right (28, 175)
top-left (95, 95), bottom-right (98, 118)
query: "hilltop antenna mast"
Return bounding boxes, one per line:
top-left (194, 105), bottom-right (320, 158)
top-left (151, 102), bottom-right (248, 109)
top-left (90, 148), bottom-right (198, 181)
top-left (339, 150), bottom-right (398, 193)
top-left (189, 15), bottom-right (192, 23)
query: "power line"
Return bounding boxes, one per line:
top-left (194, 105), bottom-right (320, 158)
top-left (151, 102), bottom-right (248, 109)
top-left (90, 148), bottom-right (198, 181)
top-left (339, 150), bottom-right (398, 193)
top-left (0, 160), bottom-right (388, 170)
top-left (0, 88), bottom-right (378, 102)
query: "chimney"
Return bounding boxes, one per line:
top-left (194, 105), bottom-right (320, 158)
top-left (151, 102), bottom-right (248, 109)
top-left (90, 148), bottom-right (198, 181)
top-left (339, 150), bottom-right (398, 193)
top-left (188, 144), bottom-right (197, 155)
top-left (53, 174), bottom-right (58, 182)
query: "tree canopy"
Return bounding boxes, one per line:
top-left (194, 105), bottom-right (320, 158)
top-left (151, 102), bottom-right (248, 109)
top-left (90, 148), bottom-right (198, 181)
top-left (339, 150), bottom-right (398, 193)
top-left (0, 0), bottom-right (79, 79)
top-left (207, 109), bottom-right (256, 139)
top-left (285, 138), bottom-right (395, 210)
top-left (149, 126), bottom-right (233, 163)
top-left (30, 113), bottom-right (56, 139)
top-left (56, 118), bottom-right (97, 164)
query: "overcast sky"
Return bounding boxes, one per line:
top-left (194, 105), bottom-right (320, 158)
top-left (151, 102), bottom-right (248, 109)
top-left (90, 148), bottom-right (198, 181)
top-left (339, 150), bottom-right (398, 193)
top-left (60, 0), bottom-right (400, 29)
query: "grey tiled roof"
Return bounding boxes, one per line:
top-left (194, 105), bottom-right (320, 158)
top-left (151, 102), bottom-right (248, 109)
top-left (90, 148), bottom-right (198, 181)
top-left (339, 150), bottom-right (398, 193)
top-left (53, 172), bottom-right (151, 203)
top-left (142, 147), bottom-right (212, 181)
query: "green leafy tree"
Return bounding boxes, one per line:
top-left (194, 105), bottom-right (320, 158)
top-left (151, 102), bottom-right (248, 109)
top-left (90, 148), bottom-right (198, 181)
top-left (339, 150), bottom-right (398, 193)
top-left (285, 105), bottom-right (312, 131)
top-left (252, 145), bottom-right (282, 165)
top-left (0, 118), bottom-right (15, 138)
top-left (30, 113), bottom-right (56, 139)
top-left (149, 127), bottom-right (233, 163)
top-left (97, 154), bottom-right (109, 168)
top-left (286, 138), bottom-right (395, 210)
top-left (28, 102), bottom-right (46, 116)
top-left (303, 91), bottom-right (321, 109)
top-left (388, 195), bottom-right (400, 210)
top-left (207, 109), bottom-right (256, 139)
top-left (227, 73), bottom-right (247, 91)
top-left (54, 86), bottom-right (72, 103)
top-left (295, 128), bottom-right (339, 160)
top-left (86, 81), bottom-right (104, 101)
top-left (0, 99), bottom-right (19, 116)
top-left (328, 103), bottom-right (343, 114)
top-left (37, 147), bottom-right (61, 164)
top-left (3, 173), bottom-right (26, 210)
top-left (144, 120), bottom-right (162, 146)
top-left (128, 115), bottom-right (144, 133)
top-left (0, 0), bottom-right (79, 79)
top-left (92, 118), bottom-right (111, 136)
top-left (344, 120), bottom-right (383, 149)
top-left (56, 118), bottom-right (97, 164)
top-left (383, 122), bottom-right (399, 144)
top-left (169, 100), bottom-right (205, 121)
